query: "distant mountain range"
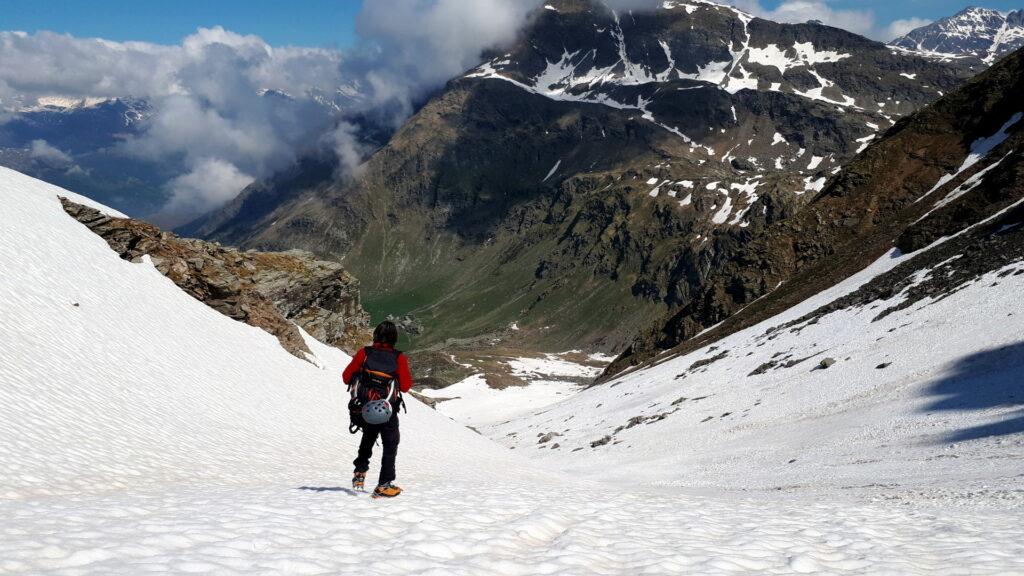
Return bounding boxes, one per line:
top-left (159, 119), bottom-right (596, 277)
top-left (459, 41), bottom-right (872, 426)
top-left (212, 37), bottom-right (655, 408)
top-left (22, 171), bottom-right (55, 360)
top-left (891, 6), bottom-right (1024, 63)
top-left (0, 98), bottom-right (173, 217)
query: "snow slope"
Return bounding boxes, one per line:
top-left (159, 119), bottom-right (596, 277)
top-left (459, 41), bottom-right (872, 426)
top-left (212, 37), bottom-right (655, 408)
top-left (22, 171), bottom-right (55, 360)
top-left (490, 247), bottom-right (1024, 498)
top-left (2, 166), bottom-right (1023, 574)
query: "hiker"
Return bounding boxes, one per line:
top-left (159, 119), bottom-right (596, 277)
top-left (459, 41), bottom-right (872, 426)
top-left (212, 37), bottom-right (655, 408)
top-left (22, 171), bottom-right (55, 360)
top-left (343, 320), bottom-right (413, 498)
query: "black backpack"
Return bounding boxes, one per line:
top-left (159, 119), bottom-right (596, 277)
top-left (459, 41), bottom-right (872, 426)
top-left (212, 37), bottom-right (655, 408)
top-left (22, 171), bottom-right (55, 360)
top-left (347, 347), bottom-right (405, 433)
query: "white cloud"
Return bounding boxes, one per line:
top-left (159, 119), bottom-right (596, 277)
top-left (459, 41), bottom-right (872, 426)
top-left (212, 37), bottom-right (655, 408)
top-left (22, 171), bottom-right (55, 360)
top-left (159, 158), bottom-right (255, 226)
top-left (351, 0), bottom-right (541, 123)
top-left (0, 27), bottom-right (347, 221)
top-left (324, 121), bottom-right (370, 179)
top-left (29, 139), bottom-right (72, 164)
top-left (884, 17), bottom-right (932, 41)
top-left (731, 0), bottom-right (876, 37)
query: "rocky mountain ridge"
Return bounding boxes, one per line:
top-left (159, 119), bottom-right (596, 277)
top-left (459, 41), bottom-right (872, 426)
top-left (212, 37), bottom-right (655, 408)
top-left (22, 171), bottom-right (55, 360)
top-left (61, 198), bottom-right (370, 358)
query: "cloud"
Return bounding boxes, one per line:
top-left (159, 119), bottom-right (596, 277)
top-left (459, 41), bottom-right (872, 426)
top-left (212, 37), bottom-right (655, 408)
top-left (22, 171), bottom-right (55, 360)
top-left (731, 0), bottom-right (875, 37)
top-left (159, 158), bottom-right (255, 226)
top-left (0, 27), bottom-right (349, 221)
top-left (29, 139), bottom-right (72, 164)
top-left (0, 2), bottom-right (546, 219)
top-left (601, 0), bottom-right (662, 10)
top-left (349, 0), bottom-right (541, 123)
top-left (884, 17), bottom-right (932, 41)
top-left (324, 121), bottom-right (370, 178)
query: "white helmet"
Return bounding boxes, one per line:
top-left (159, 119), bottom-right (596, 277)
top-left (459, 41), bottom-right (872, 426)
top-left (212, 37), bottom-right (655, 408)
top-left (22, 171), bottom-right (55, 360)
top-left (361, 399), bottom-right (393, 425)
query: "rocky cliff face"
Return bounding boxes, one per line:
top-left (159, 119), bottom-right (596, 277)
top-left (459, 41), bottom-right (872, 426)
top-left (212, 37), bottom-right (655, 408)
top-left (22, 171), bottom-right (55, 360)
top-left (605, 46), bottom-right (1024, 377)
top-left (194, 0), bottom-right (978, 353)
top-left (891, 7), bottom-right (1024, 64)
top-left (61, 198), bottom-right (370, 358)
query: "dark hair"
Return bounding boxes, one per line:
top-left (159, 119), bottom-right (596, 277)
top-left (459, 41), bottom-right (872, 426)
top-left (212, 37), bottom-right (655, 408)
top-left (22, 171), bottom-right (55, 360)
top-left (373, 321), bottom-right (399, 346)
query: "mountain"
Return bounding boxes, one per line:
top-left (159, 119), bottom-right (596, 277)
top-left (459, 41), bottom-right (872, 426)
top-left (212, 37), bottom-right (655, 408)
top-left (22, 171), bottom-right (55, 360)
top-left (891, 6), bottom-right (1024, 63)
top-left (194, 0), bottom-right (978, 355)
top-left (2, 167), bottom-right (1023, 574)
top-left (0, 98), bottom-right (176, 217)
top-left (607, 44), bottom-right (1024, 375)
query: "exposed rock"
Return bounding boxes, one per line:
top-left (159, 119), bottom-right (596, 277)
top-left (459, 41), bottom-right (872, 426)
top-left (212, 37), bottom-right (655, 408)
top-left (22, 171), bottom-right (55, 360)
top-left (60, 198), bottom-right (370, 359)
top-left (818, 358), bottom-right (837, 369)
top-left (538, 432), bottom-right (560, 444)
top-left (386, 314), bottom-right (423, 335)
top-left (408, 391), bottom-right (440, 409)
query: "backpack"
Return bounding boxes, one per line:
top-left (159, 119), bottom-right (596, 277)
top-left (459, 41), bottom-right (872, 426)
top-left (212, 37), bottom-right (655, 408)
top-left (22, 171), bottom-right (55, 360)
top-left (347, 346), bottom-right (405, 433)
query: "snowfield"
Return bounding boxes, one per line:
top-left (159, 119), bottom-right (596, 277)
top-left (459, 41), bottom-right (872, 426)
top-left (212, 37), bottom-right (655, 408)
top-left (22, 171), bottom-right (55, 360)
top-left (1, 166), bottom-right (1023, 574)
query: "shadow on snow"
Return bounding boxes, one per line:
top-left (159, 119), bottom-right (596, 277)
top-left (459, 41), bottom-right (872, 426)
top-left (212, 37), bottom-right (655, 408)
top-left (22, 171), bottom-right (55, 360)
top-left (297, 486), bottom-right (363, 496)
top-left (921, 341), bottom-right (1024, 442)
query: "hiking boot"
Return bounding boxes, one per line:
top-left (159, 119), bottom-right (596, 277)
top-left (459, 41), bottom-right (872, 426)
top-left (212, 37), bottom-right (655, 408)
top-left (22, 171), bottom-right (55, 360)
top-left (352, 471), bottom-right (366, 491)
top-left (372, 483), bottom-right (402, 499)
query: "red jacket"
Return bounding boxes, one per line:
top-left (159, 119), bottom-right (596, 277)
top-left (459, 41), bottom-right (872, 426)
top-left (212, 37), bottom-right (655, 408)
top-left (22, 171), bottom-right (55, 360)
top-left (343, 343), bottom-right (413, 393)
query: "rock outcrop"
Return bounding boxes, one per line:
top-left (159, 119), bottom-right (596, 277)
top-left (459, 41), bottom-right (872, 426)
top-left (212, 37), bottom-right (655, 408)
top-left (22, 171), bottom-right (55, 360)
top-left (61, 198), bottom-right (370, 358)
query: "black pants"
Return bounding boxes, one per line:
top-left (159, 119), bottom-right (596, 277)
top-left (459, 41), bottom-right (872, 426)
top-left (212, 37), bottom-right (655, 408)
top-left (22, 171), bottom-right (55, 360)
top-left (353, 414), bottom-right (400, 486)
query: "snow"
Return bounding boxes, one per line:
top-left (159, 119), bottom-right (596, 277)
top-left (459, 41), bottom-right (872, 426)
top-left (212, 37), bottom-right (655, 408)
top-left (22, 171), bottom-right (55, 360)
top-left (3, 167), bottom-right (1023, 574)
top-left (746, 42), bottom-right (850, 75)
top-left (917, 152), bottom-right (1013, 223)
top-left (807, 155), bottom-right (824, 170)
top-left (487, 240), bottom-right (1024, 546)
top-left (771, 132), bottom-right (787, 146)
top-left (855, 133), bottom-right (876, 153)
top-left (710, 193), bottom-right (733, 224)
top-left (801, 175), bottom-right (827, 194)
top-left (420, 374), bottom-right (580, 428)
top-left (542, 159), bottom-right (561, 182)
top-left (917, 112), bottom-right (1022, 202)
top-left (508, 354), bottom-right (604, 380)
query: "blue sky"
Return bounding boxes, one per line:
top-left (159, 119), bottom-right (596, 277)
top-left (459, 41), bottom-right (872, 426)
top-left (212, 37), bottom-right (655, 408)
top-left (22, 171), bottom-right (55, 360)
top-left (0, 0), bottom-right (363, 47)
top-left (0, 1), bottom-right (1020, 46)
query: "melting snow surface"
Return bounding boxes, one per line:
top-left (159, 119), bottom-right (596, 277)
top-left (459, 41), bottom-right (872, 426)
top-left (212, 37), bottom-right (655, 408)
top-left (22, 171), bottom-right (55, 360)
top-left (3, 167), bottom-right (1024, 574)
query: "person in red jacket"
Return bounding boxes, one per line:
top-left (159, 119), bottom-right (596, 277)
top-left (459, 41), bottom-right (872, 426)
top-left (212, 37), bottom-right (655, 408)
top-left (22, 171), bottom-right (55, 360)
top-left (343, 321), bottom-right (413, 498)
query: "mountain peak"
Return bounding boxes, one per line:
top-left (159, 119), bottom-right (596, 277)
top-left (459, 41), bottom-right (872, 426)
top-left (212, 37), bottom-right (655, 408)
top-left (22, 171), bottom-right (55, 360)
top-left (891, 5), bottom-right (1024, 63)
